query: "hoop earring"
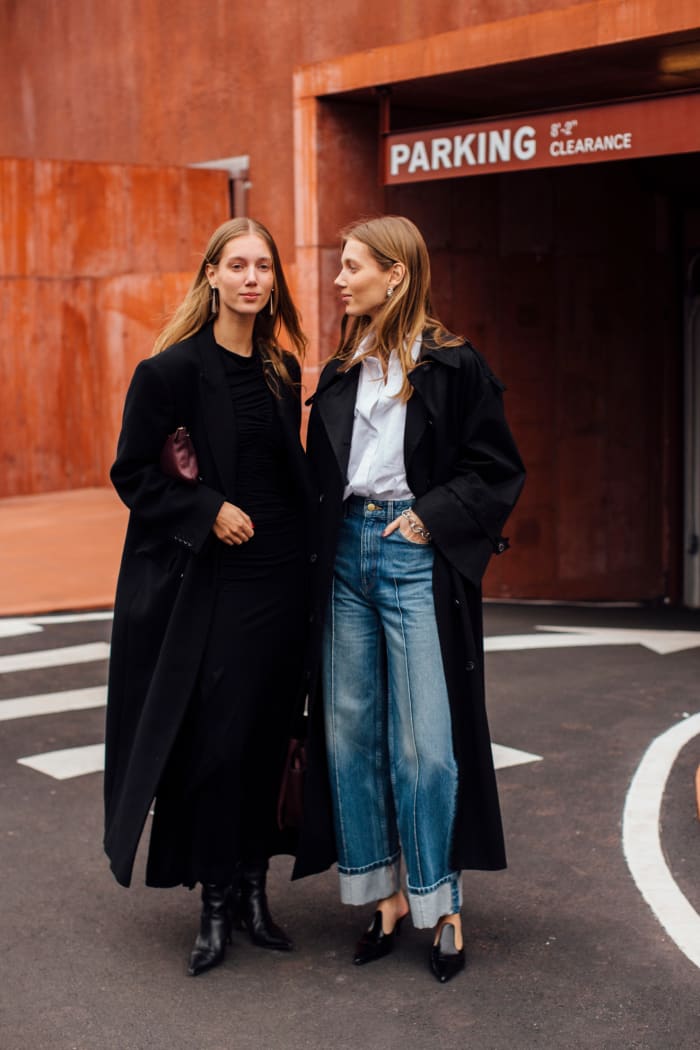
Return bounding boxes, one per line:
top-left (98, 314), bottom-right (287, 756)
top-left (210, 286), bottom-right (219, 317)
top-left (269, 288), bottom-right (275, 316)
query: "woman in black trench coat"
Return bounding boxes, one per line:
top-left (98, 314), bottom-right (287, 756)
top-left (292, 215), bottom-right (525, 983)
top-left (104, 218), bottom-right (314, 977)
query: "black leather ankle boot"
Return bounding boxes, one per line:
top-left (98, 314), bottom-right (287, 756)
top-left (187, 883), bottom-right (233, 977)
top-left (232, 861), bottom-right (293, 951)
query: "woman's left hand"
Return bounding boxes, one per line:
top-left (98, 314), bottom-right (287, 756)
top-left (383, 510), bottom-right (431, 545)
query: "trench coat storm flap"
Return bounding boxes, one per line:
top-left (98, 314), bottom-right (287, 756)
top-left (104, 323), bottom-right (315, 888)
top-left (293, 335), bottom-right (525, 880)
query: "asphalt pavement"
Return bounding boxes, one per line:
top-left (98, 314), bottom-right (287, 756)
top-left (1, 602), bottom-right (699, 1050)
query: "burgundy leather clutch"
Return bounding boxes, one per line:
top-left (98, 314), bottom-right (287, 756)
top-left (160, 426), bottom-right (199, 485)
top-left (276, 737), bottom-right (307, 831)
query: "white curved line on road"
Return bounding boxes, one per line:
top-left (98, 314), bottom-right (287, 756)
top-left (622, 712), bottom-right (700, 970)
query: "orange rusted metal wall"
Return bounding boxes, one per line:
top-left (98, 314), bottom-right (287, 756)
top-left (0, 0), bottom-right (632, 265)
top-left (2, 0), bottom-right (699, 599)
top-left (0, 159), bottom-right (229, 497)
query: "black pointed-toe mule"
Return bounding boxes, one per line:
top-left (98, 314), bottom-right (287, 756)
top-left (430, 921), bottom-right (465, 984)
top-left (353, 910), bottom-right (406, 966)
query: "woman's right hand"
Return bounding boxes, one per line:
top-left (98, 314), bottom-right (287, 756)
top-left (212, 501), bottom-right (254, 545)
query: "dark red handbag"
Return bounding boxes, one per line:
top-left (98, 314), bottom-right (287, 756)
top-left (160, 426), bottom-right (199, 485)
top-left (276, 736), bottom-right (307, 831)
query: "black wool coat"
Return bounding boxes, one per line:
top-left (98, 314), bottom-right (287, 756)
top-left (292, 335), bottom-right (526, 880)
top-left (104, 323), bottom-right (314, 888)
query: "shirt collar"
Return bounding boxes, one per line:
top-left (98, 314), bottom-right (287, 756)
top-left (352, 333), bottom-right (422, 364)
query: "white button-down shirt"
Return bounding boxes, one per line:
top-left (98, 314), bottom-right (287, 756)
top-left (343, 336), bottom-right (421, 500)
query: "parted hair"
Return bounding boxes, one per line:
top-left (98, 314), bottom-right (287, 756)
top-left (152, 218), bottom-right (307, 390)
top-left (334, 215), bottom-right (461, 400)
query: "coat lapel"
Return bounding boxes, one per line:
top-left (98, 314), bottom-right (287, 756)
top-left (405, 335), bottom-right (460, 469)
top-left (308, 360), bottom-right (361, 484)
top-left (195, 324), bottom-right (239, 499)
top-left (405, 373), bottom-right (429, 469)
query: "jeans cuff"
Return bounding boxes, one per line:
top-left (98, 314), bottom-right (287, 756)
top-left (407, 872), bottom-right (462, 928)
top-left (338, 858), bottom-right (401, 905)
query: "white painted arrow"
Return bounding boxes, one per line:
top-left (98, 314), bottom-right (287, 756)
top-left (0, 619), bottom-right (44, 640)
top-left (492, 743), bottom-right (542, 769)
top-left (485, 625), bottom-right (700, 655)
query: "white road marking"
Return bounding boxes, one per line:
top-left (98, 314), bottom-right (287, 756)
top-left (18, 743), bottom-right (105, 780)
top-left (622, 712), bottom-right (700, 971)
top-left (485, 626), bottom-right (700, 654)
top-left (486, 633), bottom-right (611, 652)
top-left (30, 612), bottom-right (113, 625)
top-left (536, 625), bottom-right (700, 655)
top-left (0, 686), bottom-right (107, 722)
top-left (492, 743), bottom-right (542, 769)
top-left (0, 611), bottom-right (113, 640)
top-left (0, 642), bottom-right (110, 674)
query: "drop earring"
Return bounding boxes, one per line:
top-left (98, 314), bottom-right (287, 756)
top-left (269, 288), bottom-right (275, 316)
top-left (386, 285), bottom-right (394, 299)
top-left (210, 286), bottom-right (219, 316)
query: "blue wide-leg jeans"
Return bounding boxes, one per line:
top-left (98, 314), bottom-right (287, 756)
top-left (322, 496), bottom-right (461, 928)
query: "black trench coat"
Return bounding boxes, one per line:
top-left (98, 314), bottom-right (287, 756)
top-left (292, 335), bottom-right (525, 880)
top-left (104, 324), bottom-right (314, 888)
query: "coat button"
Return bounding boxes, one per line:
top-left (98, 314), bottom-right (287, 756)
top-left (310, 553), bottom-right (318, 563)
top-left (466, 661), bottom-right (475, 671)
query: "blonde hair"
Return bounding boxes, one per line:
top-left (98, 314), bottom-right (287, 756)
top-left (152, 218), bottom-right (306, 389)
top-left (335, 215), bottom-right (461, 400)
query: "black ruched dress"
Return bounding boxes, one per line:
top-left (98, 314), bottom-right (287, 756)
top-left (147, 346), bottom-right (306, 887)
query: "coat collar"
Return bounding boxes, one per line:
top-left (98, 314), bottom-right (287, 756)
top-left (305, 331), bottom-right (463, 406)
top-left (307, 333), bottom-right (467, 484)
top-left (418, 333), bottom-right (464, 367)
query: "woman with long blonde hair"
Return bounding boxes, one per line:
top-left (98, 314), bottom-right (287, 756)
top-left (105, 218), bottom-right (313, 978)
top-left (297, 215), bottom-right (525, 982)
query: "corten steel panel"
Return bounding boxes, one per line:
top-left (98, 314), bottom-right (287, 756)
top-left (0, 159), bottom-right (229, 498)
top-left (32, 162), bottom-right (128, 278)
top-left (0, 160), bottom-right (36, 275)
top-left (95, 271), bottom-right (193, 479)
top-left (315, 101), bottom-right (384, 246)
top-left (0, 159), bottom-right (229, 279)
top-left (1, 277), bottom-right (100, 495)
